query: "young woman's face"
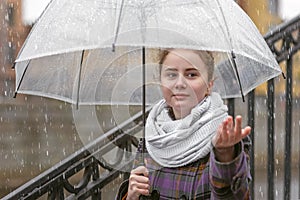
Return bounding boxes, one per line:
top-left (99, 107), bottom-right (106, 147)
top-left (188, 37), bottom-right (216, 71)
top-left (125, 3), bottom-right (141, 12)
top-left (160, 49), bottom-right (212, 119)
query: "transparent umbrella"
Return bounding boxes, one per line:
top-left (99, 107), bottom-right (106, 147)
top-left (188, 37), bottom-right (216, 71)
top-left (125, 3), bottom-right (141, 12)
top-left (14, 0), bottom-right (282, 106)
top-left (13, 2), bottom-right (282, 197)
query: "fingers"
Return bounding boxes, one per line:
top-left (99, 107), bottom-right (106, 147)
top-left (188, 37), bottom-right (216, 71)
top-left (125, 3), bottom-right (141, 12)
top-left (213, 116), bottom-right (229, 147)
top-left (221, 116), bottom-right (234, 141)
top-left (242, 126), bottom-right (251, 137)
top-left (234, 115), bottom-right (242, 135)
top-left (235, 115), bottom-right (251, 138)
top-left (128, 166), bottom-right (150, 198)
top-left (227, 116), bottom-right (234, 133)
top-left (227, 116), bottom-right (236, 142)
top-left (131, 166), bottom-right (149, 177)
top-left (214, 115), bottom-right (251, 149)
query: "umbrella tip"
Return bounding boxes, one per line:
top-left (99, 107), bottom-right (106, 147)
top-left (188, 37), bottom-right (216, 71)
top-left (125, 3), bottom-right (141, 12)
top-left (112, 43), bottom-right (115, 52)
top-left (13, 91), bottom-right (17, 98)
top-left (282, 72), bottom-right (286, 79)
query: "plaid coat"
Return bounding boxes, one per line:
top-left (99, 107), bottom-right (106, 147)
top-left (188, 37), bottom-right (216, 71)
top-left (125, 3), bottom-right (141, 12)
top-left (116, 138), bottom-right (251, 200)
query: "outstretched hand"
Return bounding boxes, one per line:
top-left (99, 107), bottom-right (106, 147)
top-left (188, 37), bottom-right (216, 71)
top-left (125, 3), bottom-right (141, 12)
top-left (212, 115), bottom-right (251, 162)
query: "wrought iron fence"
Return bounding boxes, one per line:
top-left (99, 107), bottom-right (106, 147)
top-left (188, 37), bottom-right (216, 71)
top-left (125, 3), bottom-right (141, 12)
top-left (2, 107), bottom-right (149, 200)
top-left (228, 15), bottom-right (300, 200)
top-left (2, 15), bottom-right (300, 200)
top-left (265, 15), bottom-right (300, 200)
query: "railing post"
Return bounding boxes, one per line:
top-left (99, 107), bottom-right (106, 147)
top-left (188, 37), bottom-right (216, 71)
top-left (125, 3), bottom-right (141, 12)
top-left (284, 54), bottom-right (293, 200)
top-left (227, 98), bottom-right (235, 117)
top-left (92, 159), bottom-right (101, 200)
top-left (267, 78), bottom-right (275, 200)
top-left (247, 90), bottom-right (255, 199)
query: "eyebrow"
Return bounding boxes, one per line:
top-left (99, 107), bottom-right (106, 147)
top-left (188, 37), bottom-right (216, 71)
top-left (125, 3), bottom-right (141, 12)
top-left (163, 67), bottom-right (199, 72)
top-left (163, 68), bottom-right (177, 72)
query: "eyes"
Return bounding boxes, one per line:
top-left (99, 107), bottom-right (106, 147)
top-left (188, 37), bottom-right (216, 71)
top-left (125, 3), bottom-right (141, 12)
top-left (163, 70), bottom-right (200, 80)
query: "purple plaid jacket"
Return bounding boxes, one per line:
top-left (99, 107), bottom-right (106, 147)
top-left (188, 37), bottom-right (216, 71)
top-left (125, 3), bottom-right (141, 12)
top-left (116, 138), bottom-right (251, 200)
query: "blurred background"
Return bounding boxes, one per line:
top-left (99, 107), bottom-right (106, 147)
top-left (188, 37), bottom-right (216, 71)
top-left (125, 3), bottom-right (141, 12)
top-left (0, 0), bottom-right (300, 199)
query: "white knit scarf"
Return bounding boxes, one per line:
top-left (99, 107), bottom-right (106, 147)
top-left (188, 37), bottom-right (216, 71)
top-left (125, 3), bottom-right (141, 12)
top-left (145, 92), bottom-right (228, 168)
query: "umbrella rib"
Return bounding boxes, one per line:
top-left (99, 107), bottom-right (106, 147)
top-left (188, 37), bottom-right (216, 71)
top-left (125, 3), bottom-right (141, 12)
top-left (76, 50), bottom-right (85, 108)
top-left (215, 0), bottom-right (234, 49)
top-left (231, 51), bottom-right (245, 101)
top-left (13, 60), bottom-right (31, 98)
top-left (112, 0), bottom-right (125, 51)
top-left (216, 0), bottom-right (245, 100)
top-left (13, 0), bottom-right (54, 62)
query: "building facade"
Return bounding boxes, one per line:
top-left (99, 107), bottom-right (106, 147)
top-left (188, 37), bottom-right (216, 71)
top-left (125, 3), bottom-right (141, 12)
top-left (0, 0), bottom-right (30, 102)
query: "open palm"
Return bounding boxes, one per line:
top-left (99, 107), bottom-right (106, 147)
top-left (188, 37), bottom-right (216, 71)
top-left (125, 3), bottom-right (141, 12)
top-left (212, 115), bottom-right (251, 149)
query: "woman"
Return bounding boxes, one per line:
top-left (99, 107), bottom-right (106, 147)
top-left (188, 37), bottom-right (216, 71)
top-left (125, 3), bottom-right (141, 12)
top-left (117, 49), bottom-right (251, 199)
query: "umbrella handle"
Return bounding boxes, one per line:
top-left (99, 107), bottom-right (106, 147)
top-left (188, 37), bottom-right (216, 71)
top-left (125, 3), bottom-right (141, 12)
top-left (139, 190), bottom-right (160, 200)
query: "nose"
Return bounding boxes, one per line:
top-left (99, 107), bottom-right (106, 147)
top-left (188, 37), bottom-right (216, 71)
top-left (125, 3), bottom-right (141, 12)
top-left (175, 74), bottom-right (187, 89)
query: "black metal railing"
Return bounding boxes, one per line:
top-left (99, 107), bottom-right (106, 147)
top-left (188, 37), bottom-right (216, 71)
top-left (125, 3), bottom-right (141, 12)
top-left (217, 15), bottom-right (300, 200)
top-left (3, 15), bottom-right (300, 200)
top-left (2, 107), bottom-right (150, 200)
top-left (264, 15), bottom-right (300, 200)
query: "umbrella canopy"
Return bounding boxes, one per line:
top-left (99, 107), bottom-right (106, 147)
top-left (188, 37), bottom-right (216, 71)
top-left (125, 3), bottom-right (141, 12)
top-left (14, 0), bottom-right (282, 105)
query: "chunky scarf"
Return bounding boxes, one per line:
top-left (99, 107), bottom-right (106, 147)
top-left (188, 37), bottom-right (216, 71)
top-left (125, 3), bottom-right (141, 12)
top-left (145, 92), bottom-right (228, 168)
